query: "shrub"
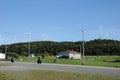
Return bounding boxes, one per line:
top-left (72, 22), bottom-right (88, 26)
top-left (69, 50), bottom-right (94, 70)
top-left (6, 52), bottom-right (19, 59)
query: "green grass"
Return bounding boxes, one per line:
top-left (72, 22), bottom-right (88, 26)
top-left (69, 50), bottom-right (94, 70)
top-left (85, 56), bottom-right (120, 68)
top-left (0, 70), bottom-right (120, 80)
top-left (15, 56), bottom-right (120, 68)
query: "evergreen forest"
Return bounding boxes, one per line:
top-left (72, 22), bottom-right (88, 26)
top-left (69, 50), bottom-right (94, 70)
top-left (0, 39), bottom-right (120, 56)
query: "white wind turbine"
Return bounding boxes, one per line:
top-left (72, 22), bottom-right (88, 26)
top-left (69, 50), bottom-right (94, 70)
top-left (99, 25), bottom-right (102, 39)
top-left (41, 33), bottom-right (48, 41)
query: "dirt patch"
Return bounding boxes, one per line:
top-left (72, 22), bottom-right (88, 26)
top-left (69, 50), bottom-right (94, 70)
top-left (103, 60), bottom-right (120, 62)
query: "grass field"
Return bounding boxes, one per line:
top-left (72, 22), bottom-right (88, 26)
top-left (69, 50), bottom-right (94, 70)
top-left (15, 56), bottom-right (120, 68)
top-left (0, 70), bottom-right (120, 80)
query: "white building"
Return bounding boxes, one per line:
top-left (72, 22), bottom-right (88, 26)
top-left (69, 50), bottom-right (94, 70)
top-left (28, 53), bottom-right (35, 58)
top-left (0, 53), bottom-right (5, 59)
top-left (57, 50), bottom-right (81, 59)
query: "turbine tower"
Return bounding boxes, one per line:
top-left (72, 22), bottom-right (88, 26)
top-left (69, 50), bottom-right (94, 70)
top-left (13, 36), bottom-right (17, 43)
top-left (99, 25), bottom-right (102, 39)
top-left (106, 32), bottom-right (108, 39)
top-left (0, 35), bottom-right (2, 42)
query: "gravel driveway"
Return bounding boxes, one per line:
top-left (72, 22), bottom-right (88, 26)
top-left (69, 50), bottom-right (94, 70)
top-left (0, 61), bottom-right (120, 78)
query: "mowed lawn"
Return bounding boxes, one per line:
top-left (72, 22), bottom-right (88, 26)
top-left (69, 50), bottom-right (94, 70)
top-left (15, 56), bottom-right (120, 68)
top-left (0, 70), bottom-right (120, 80)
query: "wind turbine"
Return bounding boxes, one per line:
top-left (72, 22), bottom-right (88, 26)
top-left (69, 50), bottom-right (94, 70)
top-left (0, 35), bottom-right (2, 42)
top-left (41, 33), bottom-right (48, 41)
top-left (105, 32), bottom-right (108, 39)
top-left (99, 25), bottom-right (102, 39)
top-left (13, 36), bottom-right (17, 43)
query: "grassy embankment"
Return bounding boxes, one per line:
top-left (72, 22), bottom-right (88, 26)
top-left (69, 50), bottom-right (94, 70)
top-left (15, 56), bottom-right (120, 68)
top-left (0, 70), bottom-right (120, 80)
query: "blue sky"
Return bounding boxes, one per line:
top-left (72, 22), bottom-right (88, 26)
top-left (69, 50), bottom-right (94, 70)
top-left (0, 0), bottom-right (120, 44)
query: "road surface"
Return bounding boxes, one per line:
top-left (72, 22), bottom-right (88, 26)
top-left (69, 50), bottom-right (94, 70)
top-left (0, 61), bottom-right (120, 78)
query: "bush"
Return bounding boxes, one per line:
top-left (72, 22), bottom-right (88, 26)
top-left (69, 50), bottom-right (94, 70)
top-left (6, 52), bottom-right (19, 59)
top-left (41, 54), bottom-right (45, 59)
top-left (41, 52), bottom-right (51, 59)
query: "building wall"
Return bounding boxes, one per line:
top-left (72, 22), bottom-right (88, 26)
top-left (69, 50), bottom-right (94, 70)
top-left (69, 53), bottom-right (81, 59)
top-left (0, 53), bottom-right (5, 59)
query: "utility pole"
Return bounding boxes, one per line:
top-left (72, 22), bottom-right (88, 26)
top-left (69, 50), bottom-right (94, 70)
top-left (5, 46), bottom-right (7, 59)
top-left (99, 25), bottom-right (103, 55)
top-left (82, 29), bottom-right (85, 65)
top-left (79, 41), bottom-right (81, 61)
top-left (26, 32), bottom-right (31, 58)
top-left (80, 45), bottom-right (81, 53)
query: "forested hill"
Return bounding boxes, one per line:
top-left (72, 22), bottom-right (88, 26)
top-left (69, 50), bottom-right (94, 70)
top-left (0, 39), bottom-right (120, 56)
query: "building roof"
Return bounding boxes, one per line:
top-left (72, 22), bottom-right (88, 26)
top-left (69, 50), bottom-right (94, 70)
top-left (60, 50), bottom-right (80, 54)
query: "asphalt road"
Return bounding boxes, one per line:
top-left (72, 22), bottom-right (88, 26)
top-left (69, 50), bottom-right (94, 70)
top-left (0, 61), bottom-right (120, 78)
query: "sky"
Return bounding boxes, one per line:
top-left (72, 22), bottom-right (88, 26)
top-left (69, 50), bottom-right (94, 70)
top-left (0, 0), bottom-right (120, 45)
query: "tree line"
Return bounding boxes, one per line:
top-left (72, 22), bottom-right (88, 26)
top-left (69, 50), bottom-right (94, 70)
top-left (0, 39), bottom-right (120, 56)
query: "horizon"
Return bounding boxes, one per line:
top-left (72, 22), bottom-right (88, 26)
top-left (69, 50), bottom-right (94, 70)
top-left (0, 38), bottom-right (119, 46)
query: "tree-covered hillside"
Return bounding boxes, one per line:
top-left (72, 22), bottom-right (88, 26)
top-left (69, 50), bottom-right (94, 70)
top-left (0, 39), bottom-right (120, 56)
